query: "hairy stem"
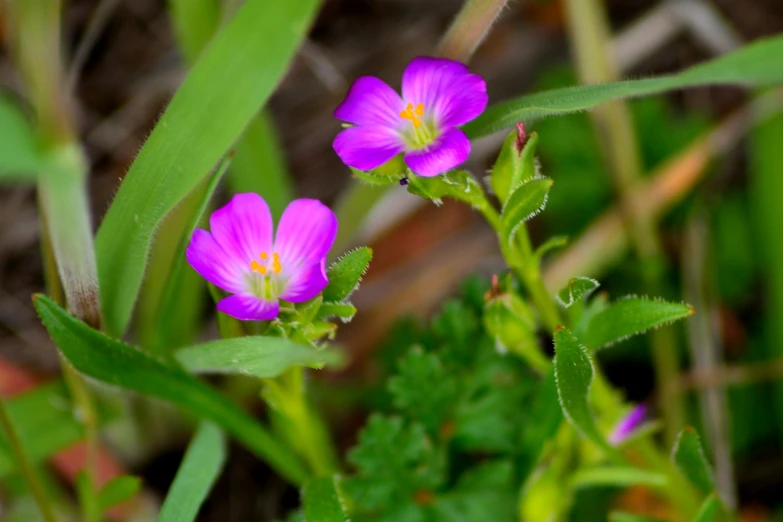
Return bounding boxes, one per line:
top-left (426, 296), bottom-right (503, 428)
top-left (438, 0), bottom-right (510, 63)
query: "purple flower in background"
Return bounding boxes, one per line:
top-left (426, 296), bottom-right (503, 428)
top-left (609, 404), bottom-right (648, 445)
top-left (333, 57), bottom-right (488, 177)
top-left (186, 193), bottom-right (338, 321)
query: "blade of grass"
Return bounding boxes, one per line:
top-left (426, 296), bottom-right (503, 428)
top-left (464, 34), bottom-right (783, 138)
top-left (34, 294), bottom-right (308, 485)
top-left (750, 94), bottom-right (783, 459)
top-left (96, 0), bottom-right (321, 337)
top-left (159, 422), bottom-right (226, 522)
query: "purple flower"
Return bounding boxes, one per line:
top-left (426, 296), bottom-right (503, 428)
top-left (333, 57), bottom-right (488, 177)
top-left (609, 404), bottom-right (648, 445)
top-left (186, 193), bottom-right (338, 321)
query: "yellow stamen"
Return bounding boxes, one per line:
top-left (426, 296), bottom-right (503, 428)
top-left (272, 253), bottom-right (282, 275)
top-left (250, 260), bottom-right (267, 274)
top-left (260, 252), bottom-right (268, 260)
top-left (400, 102), bottom-right (424, 128)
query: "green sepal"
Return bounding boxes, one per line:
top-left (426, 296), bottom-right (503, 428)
top-left (483, 293), bottom-right (548, 372)
top-left (672, 427), bottom-right (715, 495)
top-left (351, 168), bottom-right (399, 186)
top-left (317, 302), bottom-right (357, 322)
top-left (490, 131), bottom-right (540, 203)
top-left (407, 169), bottom-right (486, 208)
top-left (323, 247), bottom-right (372, 303)
top-left (501, 177), bottom-right (553, 247)
top-left (556, 277), bottom-right (600, 309)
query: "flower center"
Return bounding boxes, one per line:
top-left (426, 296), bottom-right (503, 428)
top-left (247, 252), bottom-right (285, 299)
top-left (399, 102), bottom-right (439, 150)
top-left (250, 251), bottom-right (282, 275)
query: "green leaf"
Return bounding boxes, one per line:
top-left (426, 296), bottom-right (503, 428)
top-left (388, 347), bottom-right (459, 436)
top-left (322, 247), bottom-right (373, 302)
top-left (174, 336), bottom-right (340, 377)
top-left (303, 475), bottom-right (349, 522)
top-left (501, 177), bottom-right (553, 247)
top-left (584, 297), bottom-right (694, 350)
top-left (533, 235), bottom-right (568, 262)
top-left (433, 461), bottom-right (517, 522)
top-left (570, 466), bottom-right (667, 489)
top-left (316, 303), bottom-right (357, 322)
top-left (0, 94), bottom-right (40, 181)
top-left (96, 0), bottom-right (321, 337)
top-left (609, 513), bottom-right (666, 522)
top-left (0, 381), bottom-right (105, 478)
top-left (672, 427), bottom-right (715, 495)
top-left (344, 414), bottom-right (445, 515)
top-left (33, 294), bottom-right (308, 485)
top-left (351, 167), bottom-right (400, 186)
top-left (517, 369), bottom-right (563, 482)
top-left (167, 0), bottom-right (220, 63)
top-left (228, 112), bottom-right (293, 219)
top-left (692, 495), bottom-right (721, 522)
top-left (97, 475), bottom-right (142, 511)
top-left (407, 169), bottom-right (486, 208)
top-left (556, 277), bottom-right (600, 308)
top-left (464, 34), bottom-right (783, 137)
top-left (159, 422), bottom-right (226, 522)
top-left (553, 327), bottom-right (611, 452)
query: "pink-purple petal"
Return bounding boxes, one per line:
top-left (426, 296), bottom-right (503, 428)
top-left (403, 127), bottom-right (470, 177)
top-left (209, 193), bottom-right (273, 266)
top-left (334, 76), bottom-right (405, 127)
top-left (217, 294), bottom-right (280, 321)
top-left (185, 229), bottom-right (247, 293)
top-left (401, 57), bottom-right (488, 128)
top-left (333, 126), bottom-right (405, 171)
top-left (609, 404), bottom-right (647, 445)
top-left (280, 259), bottom-right (328, 303)
top-left (274, 199), bottom-right (338, 270)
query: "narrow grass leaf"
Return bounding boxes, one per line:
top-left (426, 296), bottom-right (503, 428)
top-left (96, 0), bottom-right (321, 337)
top-left (175, 336), bottom-right (341, 377)
top-left (585, 297), bottom-right (694, 350)
top-left (323, 247), bottom-right (373, 303)
top-left (303, 475), bottom-right (350, 522)
top-left (609, 513), bottom-right (666, 522)
top-left (33, 294), bottom-right (308, 485)
top-left (0, 94), bottom-right (40, 181)
top-left (159, 422), bottom-right (225, 522)
top-left (571, 467), bottom-right (667, 489)
top-left (553, 327), bottom-right (611, 452)
top-left (228, 112), bottom-right (293, 219)
top-left (464, 34), bottom-right (783, 137)
top-left (692, 495), bottom-right (721, 522)
top-left (672, 427), bottom-right (715, 495)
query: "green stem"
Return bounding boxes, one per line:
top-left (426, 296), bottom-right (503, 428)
top-left (476, 200), bottom-right (562, 332)
top-left (0, 397), bottom-right (58, 522)
top-left (265, 366), bottom-right (338, 476)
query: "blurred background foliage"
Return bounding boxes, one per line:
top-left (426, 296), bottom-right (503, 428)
top-left (0, 0), bottom-right (783, 520)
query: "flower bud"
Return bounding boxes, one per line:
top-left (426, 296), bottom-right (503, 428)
top-left (489, 124), bottom-right (539, 204)
top-left (609, 404), bottom-right (647, 445)
top-left (483, 291), bottom-right (549, 372)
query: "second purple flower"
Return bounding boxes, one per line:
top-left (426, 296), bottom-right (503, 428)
top-left (333, 57), bottom-right (488, 177)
